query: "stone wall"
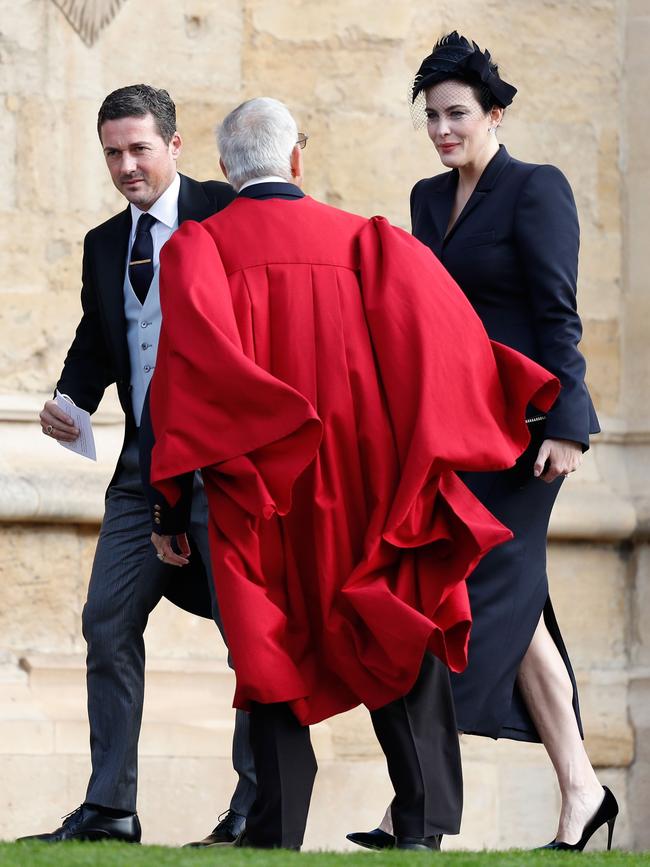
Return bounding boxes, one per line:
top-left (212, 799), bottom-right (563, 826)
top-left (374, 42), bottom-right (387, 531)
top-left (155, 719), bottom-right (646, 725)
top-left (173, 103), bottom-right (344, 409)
top-left (1, 0), bottom-right (648, 850)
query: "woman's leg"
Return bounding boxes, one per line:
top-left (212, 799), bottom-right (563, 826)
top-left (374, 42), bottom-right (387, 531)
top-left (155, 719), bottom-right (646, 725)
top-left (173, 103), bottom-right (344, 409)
top-left (517, 614), bottom-right (604, 843)
top-left (378, 806), bottom-right (393, 835)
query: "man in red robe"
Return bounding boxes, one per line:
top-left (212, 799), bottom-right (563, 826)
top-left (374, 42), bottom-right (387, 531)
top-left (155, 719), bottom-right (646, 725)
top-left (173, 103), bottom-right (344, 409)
top-left (143, 97), bottom-right (559, 850)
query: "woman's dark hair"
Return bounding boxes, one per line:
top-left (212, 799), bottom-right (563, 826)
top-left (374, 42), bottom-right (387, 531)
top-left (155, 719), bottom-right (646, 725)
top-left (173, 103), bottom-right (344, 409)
top-left (460, 78), bottom-right (495, 114)
top-left (412, 32), bottom-right (517, 110)
top-left (97, 84), bottom-right (177, 143)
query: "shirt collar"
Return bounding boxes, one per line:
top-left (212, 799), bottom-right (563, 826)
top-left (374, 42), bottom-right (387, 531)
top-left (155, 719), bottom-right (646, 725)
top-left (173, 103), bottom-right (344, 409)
top-left (239, 175), bottom-right (291, 192)
top-left (129, 172), bottom-right (181, 234)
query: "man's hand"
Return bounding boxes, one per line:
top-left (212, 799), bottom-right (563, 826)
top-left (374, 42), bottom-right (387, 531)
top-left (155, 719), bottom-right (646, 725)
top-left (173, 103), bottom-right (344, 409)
top-left (39, 399), bottom-right (80, 442)
top-left (533, 438), bottom-right (583, 483)
top-left (151, 532), bottom-right (191, 567)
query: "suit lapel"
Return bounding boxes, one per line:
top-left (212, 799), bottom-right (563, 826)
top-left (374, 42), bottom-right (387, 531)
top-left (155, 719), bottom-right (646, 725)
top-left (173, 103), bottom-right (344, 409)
top-left (92, 176), bottom-right (215, 389)
top-left (444, 188), bottom-right (487, 243)
top-left (95, 207), bottom-right (131, 378)
top-left (104, 176), bottom-right (211, 374)
top-left (426, 171), bottom-right (457, 249)
top-left (443, 145), bottom-right (512, 245)
top-left (178, 173), bottom-right (216, 223)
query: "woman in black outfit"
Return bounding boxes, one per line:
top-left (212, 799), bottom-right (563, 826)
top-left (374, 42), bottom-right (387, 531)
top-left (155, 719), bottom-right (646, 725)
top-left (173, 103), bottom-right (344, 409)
top-left (348, 32), bottom-right (617, 852)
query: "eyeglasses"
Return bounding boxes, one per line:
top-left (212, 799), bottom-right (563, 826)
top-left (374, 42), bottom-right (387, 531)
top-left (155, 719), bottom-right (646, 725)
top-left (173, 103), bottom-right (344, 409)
top-left (296, 133), bottom-right (308, 149)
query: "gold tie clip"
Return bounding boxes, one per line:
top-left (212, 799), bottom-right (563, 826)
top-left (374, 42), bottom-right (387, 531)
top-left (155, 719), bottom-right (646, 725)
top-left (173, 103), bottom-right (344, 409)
top-left (130, 258), bottom-right (152, 266)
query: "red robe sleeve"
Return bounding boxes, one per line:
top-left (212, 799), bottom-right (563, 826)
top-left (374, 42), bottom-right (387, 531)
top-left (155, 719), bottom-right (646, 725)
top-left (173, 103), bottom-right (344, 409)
top-left (348, 217), bottom-right (560, 672)
top-left (149, 220), bottom-right (322, 515)
top-left (359, 216), bottom-right (559, 534)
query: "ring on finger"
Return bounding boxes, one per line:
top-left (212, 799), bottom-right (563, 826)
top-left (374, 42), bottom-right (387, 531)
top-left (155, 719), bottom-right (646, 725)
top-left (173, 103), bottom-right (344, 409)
top-left (157, 552), bottom-right (166, 562)
top-left (46, 424), bottom-right (54, 435)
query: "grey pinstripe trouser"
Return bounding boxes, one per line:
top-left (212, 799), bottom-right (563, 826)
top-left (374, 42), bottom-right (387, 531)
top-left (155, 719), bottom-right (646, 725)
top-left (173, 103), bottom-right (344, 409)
top-left (82, 435), bottom-right (256, 815)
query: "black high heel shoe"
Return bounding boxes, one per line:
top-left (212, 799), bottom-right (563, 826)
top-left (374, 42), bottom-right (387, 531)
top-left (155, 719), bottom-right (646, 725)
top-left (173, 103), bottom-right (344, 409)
top-left (540, 786), bottom-right (619, 851)
top-left (346, 828), bottom-right (395, 850)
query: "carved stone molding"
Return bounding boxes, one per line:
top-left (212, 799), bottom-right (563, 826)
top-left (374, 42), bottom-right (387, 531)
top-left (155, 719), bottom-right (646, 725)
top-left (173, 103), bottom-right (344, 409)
top-left (51, 0), bottom-right (127, 47)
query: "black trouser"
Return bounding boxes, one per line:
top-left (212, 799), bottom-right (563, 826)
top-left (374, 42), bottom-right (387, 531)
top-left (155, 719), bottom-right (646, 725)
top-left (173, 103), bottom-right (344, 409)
top-left (82, 435), bottom-right (256, 814)
top-left (246, 652), bottom-right (462, 848)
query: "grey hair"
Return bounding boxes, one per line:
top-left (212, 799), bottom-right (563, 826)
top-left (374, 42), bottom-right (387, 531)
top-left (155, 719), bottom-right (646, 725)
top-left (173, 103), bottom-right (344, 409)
top-left (217, 97), bottom-right (298, 191)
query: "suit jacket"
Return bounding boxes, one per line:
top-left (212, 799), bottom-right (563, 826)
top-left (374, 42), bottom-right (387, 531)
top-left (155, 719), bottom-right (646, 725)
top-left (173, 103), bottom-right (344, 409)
top-left (56, 173), bottom-right (235, 616)
top-left (410, 145), bottom-right (599, 448)
top-left (57, 173), bottom-right (235, 441)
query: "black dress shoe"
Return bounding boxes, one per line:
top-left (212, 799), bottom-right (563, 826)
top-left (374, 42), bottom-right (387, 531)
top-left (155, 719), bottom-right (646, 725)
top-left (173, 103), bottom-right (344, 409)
top-left (538, 786), bottom-right (619, 852)
top-left (17, 804), bottom-right (141, 843)
top-left (184, 809), bottom-right (246, 847)
top-left (346, 827), bottom-right (395, 850)
top-left (396, 835), bottom-right (441, 851)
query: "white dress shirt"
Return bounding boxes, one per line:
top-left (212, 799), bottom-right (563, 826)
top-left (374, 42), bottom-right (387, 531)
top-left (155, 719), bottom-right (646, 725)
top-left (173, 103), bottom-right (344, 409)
top-left (128, 171), bottom-right (181, 263)
top-left (239, 175), bottom-right (291, 191)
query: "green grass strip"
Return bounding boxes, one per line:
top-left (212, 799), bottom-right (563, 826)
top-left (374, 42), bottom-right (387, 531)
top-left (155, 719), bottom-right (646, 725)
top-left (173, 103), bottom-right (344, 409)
top-left (1, 843), bottom-right (650, 866)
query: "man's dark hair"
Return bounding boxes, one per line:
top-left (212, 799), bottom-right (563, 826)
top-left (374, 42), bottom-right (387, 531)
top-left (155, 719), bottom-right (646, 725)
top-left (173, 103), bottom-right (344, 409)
top-left (97, 84), bottom-right (177, 143)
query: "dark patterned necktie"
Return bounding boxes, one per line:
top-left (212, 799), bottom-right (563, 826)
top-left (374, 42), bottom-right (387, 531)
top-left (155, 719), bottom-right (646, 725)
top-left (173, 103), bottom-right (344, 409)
top-left (129, 213), bottom-right (157, 304)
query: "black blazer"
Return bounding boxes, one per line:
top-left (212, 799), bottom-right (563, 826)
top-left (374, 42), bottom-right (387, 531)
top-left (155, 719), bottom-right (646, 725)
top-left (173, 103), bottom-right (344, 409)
top-left (56, 173), bottom-right (235, 449)
top-left (55, 174), bottom-right (234, 618)
top-left (410, 145), bottom-right (599, 449)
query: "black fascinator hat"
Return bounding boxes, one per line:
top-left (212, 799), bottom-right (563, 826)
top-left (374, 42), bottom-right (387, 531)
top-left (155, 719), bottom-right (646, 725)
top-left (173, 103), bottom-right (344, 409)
top-left (412, 31), bottom-right (517, 108)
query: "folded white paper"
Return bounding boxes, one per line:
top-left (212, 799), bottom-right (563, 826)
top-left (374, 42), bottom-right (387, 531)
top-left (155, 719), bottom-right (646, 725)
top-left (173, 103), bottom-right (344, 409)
top-left (54, 390), bottom-right (97, 461)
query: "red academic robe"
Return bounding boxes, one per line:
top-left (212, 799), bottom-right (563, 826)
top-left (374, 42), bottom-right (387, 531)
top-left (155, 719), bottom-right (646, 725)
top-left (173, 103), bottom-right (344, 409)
top-left (150, 195), bottom-right (559, 726)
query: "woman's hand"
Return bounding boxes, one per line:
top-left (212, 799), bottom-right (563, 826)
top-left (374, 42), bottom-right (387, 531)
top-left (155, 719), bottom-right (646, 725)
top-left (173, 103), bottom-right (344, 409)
top-left (533, 438), bottom-right (583, 483)
top-left (150, 532), bottom-right (191, 567)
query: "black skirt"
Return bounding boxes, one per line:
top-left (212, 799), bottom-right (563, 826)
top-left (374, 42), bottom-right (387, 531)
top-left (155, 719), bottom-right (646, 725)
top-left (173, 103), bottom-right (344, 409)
top-left (452, 422), bottom-right (583, 742)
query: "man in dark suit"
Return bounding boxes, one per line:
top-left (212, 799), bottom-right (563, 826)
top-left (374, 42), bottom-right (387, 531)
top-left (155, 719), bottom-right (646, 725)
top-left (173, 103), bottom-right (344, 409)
top-left (20, 85), bottom-right (254, 845)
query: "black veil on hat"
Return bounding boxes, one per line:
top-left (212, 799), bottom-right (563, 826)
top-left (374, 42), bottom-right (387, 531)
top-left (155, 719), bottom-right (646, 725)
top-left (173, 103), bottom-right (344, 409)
top-left (410, 31), bottom-right (517, 128)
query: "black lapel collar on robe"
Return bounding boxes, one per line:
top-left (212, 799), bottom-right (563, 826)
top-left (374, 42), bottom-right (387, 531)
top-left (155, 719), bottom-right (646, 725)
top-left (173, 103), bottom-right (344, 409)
top-left (177, 173), bottom-right (221, 222)
top-left (237, 181), bottom-right (305, 200)
top-left (443, 144), bottom-right (511, 244)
